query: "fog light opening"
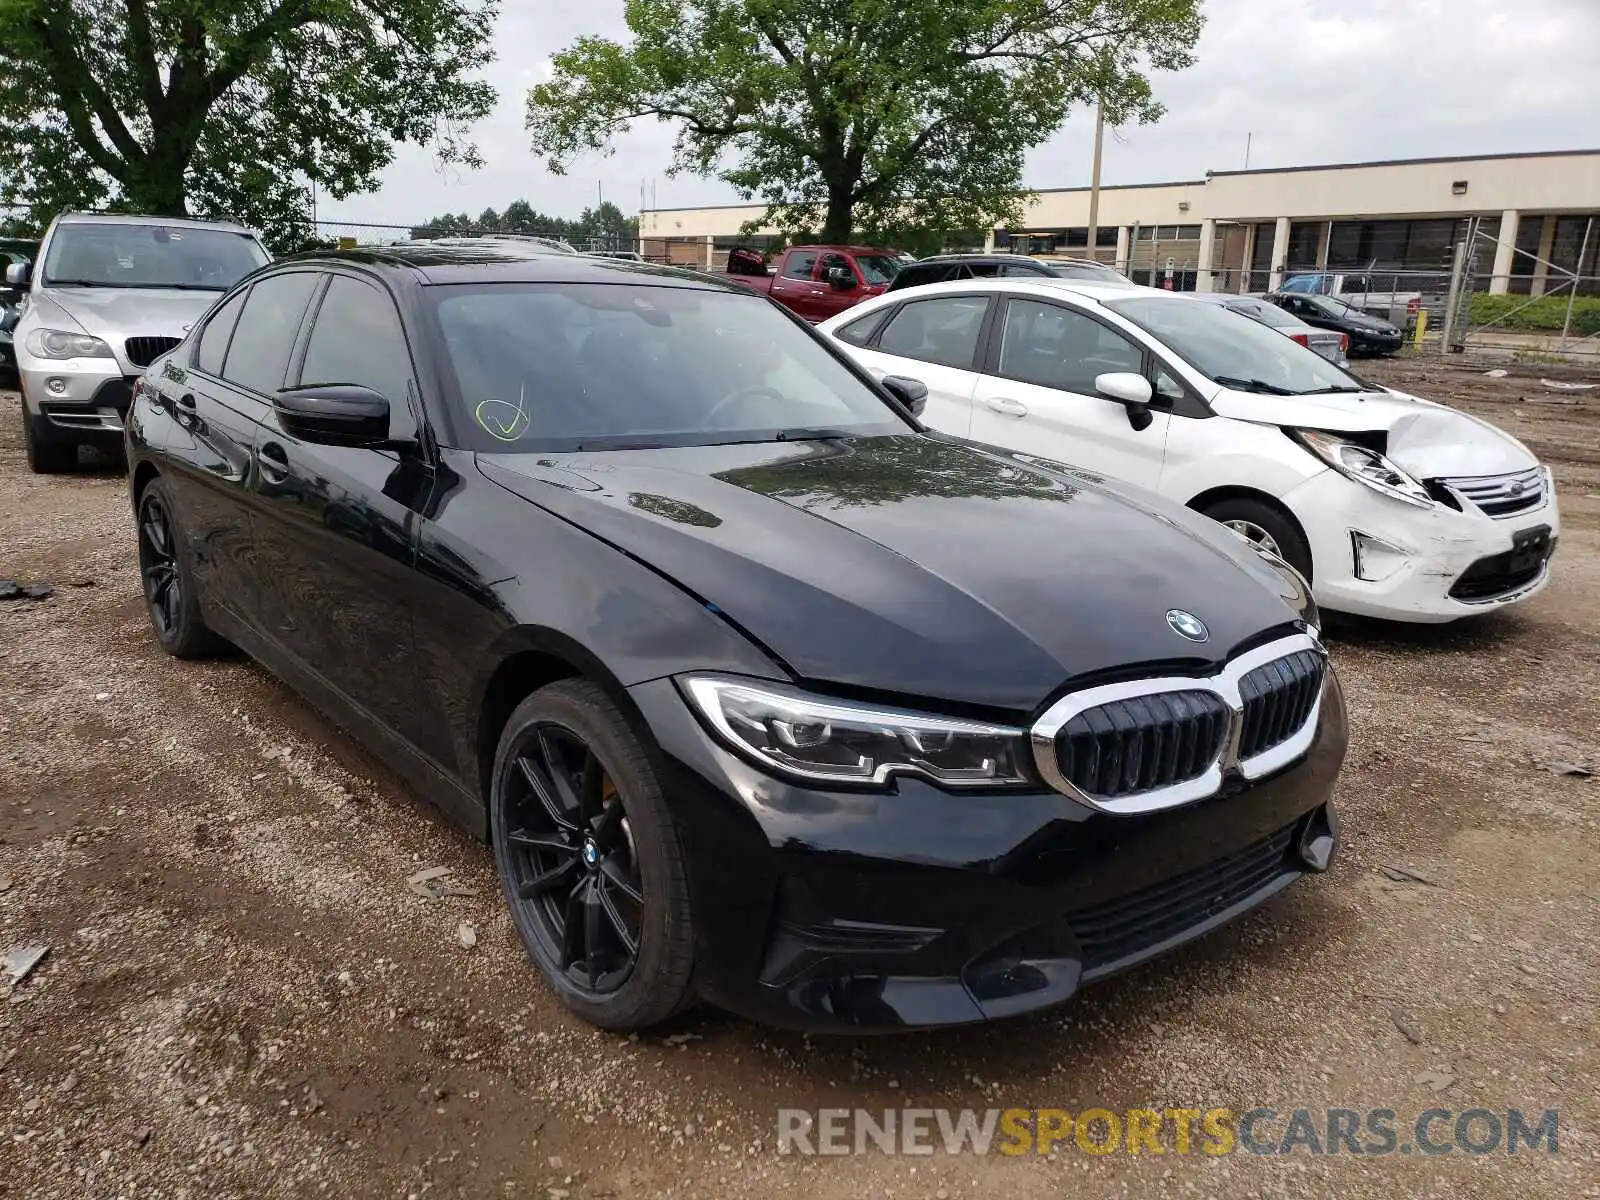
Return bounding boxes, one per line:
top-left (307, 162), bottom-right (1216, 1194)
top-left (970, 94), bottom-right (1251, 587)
top-left (45, 376), bottom-right (69, 395)
top-left (1296, 804), bottom-right (1338, 873)
top-left (1351, 531), bottom-right (1410, 583)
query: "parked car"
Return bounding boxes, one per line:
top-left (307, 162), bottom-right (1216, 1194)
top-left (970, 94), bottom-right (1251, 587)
top-left (1186, 293), bottom-right (1348, 366)
top-left (723, 244), bottom-right (903, 322)
top-left (820, 278), bottom-right (1558, 623)
top-left (887, 254), bottom-right (1138, 292)
top-left (9, 212), bottom-right (270, 472)
top-left (128, 243), bottom-right (1342, 1032)
top-left (1267, 292), bottom-right (1405, 356)
top-left (1277, 271), bottom-right (1427, 331)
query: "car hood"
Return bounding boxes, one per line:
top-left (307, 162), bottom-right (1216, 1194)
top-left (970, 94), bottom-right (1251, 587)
top-left (37, 286), bottom-right (222, 338)
top-left (1210, 388), bottom-right (1539, 477)
top-left (477, 435), bottom-right (1303, 714)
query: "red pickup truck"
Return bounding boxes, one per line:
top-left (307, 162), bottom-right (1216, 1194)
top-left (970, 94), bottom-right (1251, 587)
top-left (725, 244), bottom-right (904, 322)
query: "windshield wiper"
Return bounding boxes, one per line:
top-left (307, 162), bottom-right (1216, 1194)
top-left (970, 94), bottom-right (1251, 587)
top-left (773, 427), bottom-right (853, 441)
top-left (1295, 384), bottom-right (1364, 394)
top-left (44, 279), bottom-right (225, 290)
top-left (1211, 375), bottom-right (1297, 396)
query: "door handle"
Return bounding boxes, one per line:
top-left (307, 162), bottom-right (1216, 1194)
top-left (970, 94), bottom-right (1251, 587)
top-left (257, 441), bottom-right (290, 484)
top-left (173, 392), bottom-right (199, 430)
top-left (987, 396), bottom-right (1028, 417)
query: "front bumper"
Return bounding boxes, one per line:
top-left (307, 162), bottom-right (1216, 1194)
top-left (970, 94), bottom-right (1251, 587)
top-left (17, 359), bottom-right (134, 442)
top-left (1286, 468), bottom-right (1560, 622)
top-left (627, 665), bottom-right (1347, 1032)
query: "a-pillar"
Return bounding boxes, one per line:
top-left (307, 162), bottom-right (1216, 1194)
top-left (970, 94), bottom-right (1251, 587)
top-left (1267, 217), bottom-right (1291, 291)
top-left (1490, 210), bottom-right (1519, 294)
top-left (1196, 219), bottom-right (1216, 292)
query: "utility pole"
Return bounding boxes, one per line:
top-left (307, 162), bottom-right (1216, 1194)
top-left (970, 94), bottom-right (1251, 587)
top-left (1086, 97), bottom-right (1105, 262)
top-left (1245, 132), bottom-right (1252, 170)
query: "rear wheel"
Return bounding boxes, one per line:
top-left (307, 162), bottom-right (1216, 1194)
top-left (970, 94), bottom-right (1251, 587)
top-left (491, 680), bottom-right (696, 1031)
top-left (1201, 496), bottom-right (1313, 582)
top-left (22, 403), bottom-right (77, 474)
top-left (136, 479), bottom-right (226, 658)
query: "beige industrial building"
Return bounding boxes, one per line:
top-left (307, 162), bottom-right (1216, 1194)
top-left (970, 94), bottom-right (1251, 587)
top-left (638, 148), bottom-right (1600, 295)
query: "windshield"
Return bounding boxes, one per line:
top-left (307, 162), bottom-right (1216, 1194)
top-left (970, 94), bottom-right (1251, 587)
top-left (429, 283), bottom-right (912, 451)
top-left (1304, 294), bottom-right (1359, 320)
top-left (855, 255), bottom-right (902, 286)
top-left (43, 222), bottom-right (268, 290)
top-left (1107, 295), bottom-right (1366, 396)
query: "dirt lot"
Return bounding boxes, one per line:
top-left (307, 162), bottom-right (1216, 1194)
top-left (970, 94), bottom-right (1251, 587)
top-left (1, 360), bottom-right (1597, 1199)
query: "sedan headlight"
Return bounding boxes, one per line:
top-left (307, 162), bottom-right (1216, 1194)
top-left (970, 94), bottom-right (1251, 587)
top-left (1289, 428), bottom-right (1432, 508)
top-left (24, 328), bottom-right (115, 360)
top-left (681, 676), bottom-right (1030, 788)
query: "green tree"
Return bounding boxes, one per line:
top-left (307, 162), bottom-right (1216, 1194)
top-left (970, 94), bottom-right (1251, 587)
top-left (526, 0), bottom-right (1202, 247)
top-left (0, 0), bottom-right (498, 251)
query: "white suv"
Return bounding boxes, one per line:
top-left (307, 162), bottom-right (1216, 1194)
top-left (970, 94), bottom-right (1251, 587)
top-left (820, 279), bottom-right (1558, 623)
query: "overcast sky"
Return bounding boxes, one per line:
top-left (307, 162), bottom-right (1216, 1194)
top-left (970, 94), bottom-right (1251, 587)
top-left (321, 0), bottom-right (1600, 228)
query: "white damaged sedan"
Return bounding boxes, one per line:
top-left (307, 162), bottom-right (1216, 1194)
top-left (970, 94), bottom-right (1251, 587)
top-left (819, 279), bottom-right (1558, 623)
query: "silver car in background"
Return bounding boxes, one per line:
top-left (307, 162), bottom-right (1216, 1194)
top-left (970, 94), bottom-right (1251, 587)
top-left (8, 213), bottom-right (269, 472)
top-left (1187, 291), bottom-right (1349, 367)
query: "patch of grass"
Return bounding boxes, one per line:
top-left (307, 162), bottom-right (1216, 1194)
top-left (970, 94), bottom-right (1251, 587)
top-left (1469, 292), bottom-right (1600, 336)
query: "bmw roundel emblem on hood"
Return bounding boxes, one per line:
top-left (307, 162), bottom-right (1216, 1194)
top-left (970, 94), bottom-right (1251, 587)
top-left (1167, 609), bottom-right (1209, 643)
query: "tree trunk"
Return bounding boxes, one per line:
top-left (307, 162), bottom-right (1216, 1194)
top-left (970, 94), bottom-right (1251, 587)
top-left (820, 179), bottom-right (854, 243)
top-left (126, 127), bottom-right (195, 217)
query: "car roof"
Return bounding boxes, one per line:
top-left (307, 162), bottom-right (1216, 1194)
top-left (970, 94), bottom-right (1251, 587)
top-left (54, 212), bottom-right (258, 235)
top-left (909, 253), bottom-right (1045, 266)
top-left (277, 239), bottom-right (745, 291)
top-left (876, 277), bottom-right (1159, 304)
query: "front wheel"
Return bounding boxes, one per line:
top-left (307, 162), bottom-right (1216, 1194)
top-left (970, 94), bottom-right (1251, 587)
top-left (490, 680), bottom-right (696, 1031)
top-left (1201, 496), bottom-right (1314, 583)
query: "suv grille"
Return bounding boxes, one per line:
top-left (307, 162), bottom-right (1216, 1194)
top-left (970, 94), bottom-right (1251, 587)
top-left (1069, 823), bottom-right (1298, 975)
top-left (1237, 650), bottom-right (1324, 762)
top-left (1436, 467), bottom-right (1545, 519)
top-left (125, 336), bottom-right (181, 368)
top-left (1054, 690), bottom-right (1230, 800)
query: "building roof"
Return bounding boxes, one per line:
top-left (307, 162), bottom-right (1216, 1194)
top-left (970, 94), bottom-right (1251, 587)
top-left (1205, 147), bottom-right (1600, 179)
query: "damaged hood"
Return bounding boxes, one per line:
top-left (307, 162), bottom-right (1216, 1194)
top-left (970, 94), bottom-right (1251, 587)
top-left (1210, 387), bottom-right (1539, 478)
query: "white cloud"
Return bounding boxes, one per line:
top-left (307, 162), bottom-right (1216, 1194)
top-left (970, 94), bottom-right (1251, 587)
top-left (320, 0), bottom-right (1600, 227)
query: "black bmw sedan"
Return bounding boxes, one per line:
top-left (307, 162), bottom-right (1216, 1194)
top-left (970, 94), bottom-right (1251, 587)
top-left (126, 242), bottom-right (1346, 1032)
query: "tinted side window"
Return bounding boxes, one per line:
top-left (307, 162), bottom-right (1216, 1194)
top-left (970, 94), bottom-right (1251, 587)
top-left (819, 253), bottom-right (854, 282)
top-left (877, 296), bottom-right (989, 369)
top-left (835, 307), bottom-right (891, 347)
top-left (194, 289), bottom-right (247, 375)
top-left (782, 251), bottom-right (819, 280)
top-left (997, 299), bottom-right (1143, 392)
top-left (297, 275), bottom-right (417, 434)
top-left (222, 272), bottom-right (318, 395)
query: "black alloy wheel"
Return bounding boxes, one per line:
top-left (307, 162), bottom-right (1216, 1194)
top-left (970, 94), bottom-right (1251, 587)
top-left (505, 722), bottom-right (644, 994)
top-left (136, 479), bottom-right (226, 659)
top-left (491, 681), bottom-right (695, 1030)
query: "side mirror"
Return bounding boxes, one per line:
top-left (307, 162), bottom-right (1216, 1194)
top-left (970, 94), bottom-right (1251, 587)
top-left (880, 374), bottom-right (928, 417)
top-left (274, 384), bottom-right (394, 447)
top-left (4, 262), bottom-right (29, 286)
top-left (1095, 372), bottom-right (1153, 406)
top-left (826, 266), bottom-right (854, 289)
top-left (0, 307), bottom-right (18, 334)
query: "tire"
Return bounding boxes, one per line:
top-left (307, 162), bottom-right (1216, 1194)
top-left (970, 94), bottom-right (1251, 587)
top-left (22, 403), bottom-right (77, 474)
top-left (490, 680), bottom-right (696, 1031)
top-left (1200, 496), bottom-right (1314, 583)
top-left (136, 477), bottom-right (227, 659)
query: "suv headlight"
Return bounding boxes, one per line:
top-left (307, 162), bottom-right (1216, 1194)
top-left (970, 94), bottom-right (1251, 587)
top-left (681, 676), bottom-right (1030, 788)
top-left (24, 328), bottom-right (115, 360)
top-left (1289, 428), bottom-right (1432, 508)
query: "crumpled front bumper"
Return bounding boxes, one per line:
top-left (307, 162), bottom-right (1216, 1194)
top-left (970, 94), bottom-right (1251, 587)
top-left (1287, 468), bottom-right (1560, 622)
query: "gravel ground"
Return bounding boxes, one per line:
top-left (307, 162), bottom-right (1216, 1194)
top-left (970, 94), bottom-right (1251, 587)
top-left (1, 359), bottom-right (1597, 1199)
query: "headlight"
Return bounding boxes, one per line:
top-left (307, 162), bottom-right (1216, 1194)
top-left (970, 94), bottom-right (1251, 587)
top-left (1289, 428), bottom-right (1432, 508)
top-left (681, 676), bottom-right (1030, 789)
top-left (1248, 544), bottom-right (1320, 634)
top-left (24, 328), bottom-right (115, 360)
